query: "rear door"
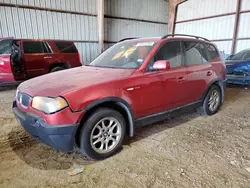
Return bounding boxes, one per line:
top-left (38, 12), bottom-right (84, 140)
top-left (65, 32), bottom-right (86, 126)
top-left (183, 41), bottom-right (212, 103)
top-left (22, 41), bottom-right (51, 78)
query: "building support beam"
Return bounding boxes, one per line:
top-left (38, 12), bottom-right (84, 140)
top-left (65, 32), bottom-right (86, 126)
top-left (168, 0), bottom-right (185, 34)
top-left (231, 0), bottom-right (242, 54)
top-left (97, 0), bottom-right (104, 53)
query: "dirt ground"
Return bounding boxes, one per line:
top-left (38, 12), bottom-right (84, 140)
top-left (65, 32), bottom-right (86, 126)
top-left (0, 86), bottom-right (250, 188)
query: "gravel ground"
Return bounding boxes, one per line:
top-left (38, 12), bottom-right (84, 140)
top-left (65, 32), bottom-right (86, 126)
top-left (0, 86), bottom-right (250, 188)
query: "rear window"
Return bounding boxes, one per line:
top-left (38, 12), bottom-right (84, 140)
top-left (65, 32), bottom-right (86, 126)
top-left (207, 44), bottom-right (219, 61)
top-left (0, 39), bottom-right (12, 55)
top-left (54, 42), bottom-right (78, 53)
top-left (183, 41), bottom-right (208, 66)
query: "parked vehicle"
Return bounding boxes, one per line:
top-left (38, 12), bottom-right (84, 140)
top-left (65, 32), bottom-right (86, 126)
top-left (0, 38), bottom-right (81, 85)
top-left (226, 49), bottom-right (250, 85)
top-left (13, 34), bottom-right (226, 160)
top-left (220, 51), bottom-right (231, 61)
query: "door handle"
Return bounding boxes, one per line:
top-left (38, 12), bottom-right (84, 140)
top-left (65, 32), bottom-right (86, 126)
top-left (177, 76), bottom-right (186, 83)
top-left (44, 56), bottom-right (52, 59)
top-left (207, 71), bottom-right (212, 76)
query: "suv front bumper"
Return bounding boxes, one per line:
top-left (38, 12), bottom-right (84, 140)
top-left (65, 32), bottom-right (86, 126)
top-left (226, 74), bottom-right (250, 85)
top-left (12, 101), bottom-right (79, 152)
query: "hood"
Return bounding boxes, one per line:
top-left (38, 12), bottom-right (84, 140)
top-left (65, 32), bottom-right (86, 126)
top-left (18, 66), bottom-right (135, 97)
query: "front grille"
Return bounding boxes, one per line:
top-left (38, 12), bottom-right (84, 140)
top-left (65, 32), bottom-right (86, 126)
top-left (16, 92), bottom-right (31, 108)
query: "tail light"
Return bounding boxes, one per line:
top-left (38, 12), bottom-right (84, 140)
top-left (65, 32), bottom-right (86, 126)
top-left (222, 63), bottom-right (226, 80)
top-left (78, 53), bottom-right (81, 64)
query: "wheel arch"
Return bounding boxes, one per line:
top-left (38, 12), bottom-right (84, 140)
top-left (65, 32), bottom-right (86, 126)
top-left (201, 79), bottom-right (225, 104)
top-left (49, 62), bottom-right (71, 72)
top-left (75, 97), bottom-right (135, 146)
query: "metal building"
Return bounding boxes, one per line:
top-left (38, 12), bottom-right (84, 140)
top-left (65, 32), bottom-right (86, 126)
top-left (104, 0), bottom-right (168, 49)
top-left (0, 0), bottom-right (169, 64)
top-left (175, 0), bottom-right (250, 54)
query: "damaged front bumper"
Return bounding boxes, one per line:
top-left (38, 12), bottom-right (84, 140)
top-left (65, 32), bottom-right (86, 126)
top-left (12, 101), bottom-right (79, 152)
top-left (226, 74), bottom-right (250, 85)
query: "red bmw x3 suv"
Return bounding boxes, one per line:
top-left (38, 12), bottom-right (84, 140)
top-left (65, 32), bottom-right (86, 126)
top-left (13, 34), bottom-right (226, 160)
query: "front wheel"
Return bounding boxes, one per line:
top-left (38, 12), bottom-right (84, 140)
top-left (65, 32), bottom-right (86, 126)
top-left (203, 85), bottom-right (222, 116)
top-left (79, 108), bottom-right (126, 160)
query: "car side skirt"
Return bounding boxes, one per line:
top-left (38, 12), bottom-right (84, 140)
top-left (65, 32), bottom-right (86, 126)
top-left (134, 100), bottom-right (203, 128)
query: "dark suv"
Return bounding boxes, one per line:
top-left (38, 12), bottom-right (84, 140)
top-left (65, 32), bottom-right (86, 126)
top-left (0, 38), bottom-right (81, 84)
top-left (13, 34), bottom-right (226, 160)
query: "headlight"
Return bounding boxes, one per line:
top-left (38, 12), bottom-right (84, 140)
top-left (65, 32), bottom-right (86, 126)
top-left (15, 90), bottom-right (19, 99)
top-left (32, 96), bottom-right (68, 114)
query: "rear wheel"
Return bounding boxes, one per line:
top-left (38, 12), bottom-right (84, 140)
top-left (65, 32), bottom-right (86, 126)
top-left (203, 85), bottom-right (222, 115)
top-left (79, 108), bottom-right (126, 160)
top-left (50, 66), bottom-right (65, 73)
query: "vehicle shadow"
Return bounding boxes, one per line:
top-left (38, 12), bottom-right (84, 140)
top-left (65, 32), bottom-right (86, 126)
top-left (7, 86), bottom-right (247, 169)
top-left (0, 84), bottom-right (19, 91)
top-left (124, 109), bottom-right (202, 145)
top-left (7, 128), bottom-right (94, 170)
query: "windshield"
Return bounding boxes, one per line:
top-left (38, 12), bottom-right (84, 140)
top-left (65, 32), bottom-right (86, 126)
top-left (0, 39), bottom-right (12, 55)
top-left (89, 40), bottom-right (157, 69)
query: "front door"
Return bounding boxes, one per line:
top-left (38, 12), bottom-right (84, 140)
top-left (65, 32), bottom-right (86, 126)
top-left (147, 41), bottom-right (188, 110)
top-left (22, 41), bottom-right (50, 78)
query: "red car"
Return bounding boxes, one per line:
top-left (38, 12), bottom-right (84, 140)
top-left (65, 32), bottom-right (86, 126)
top-left (13, 34), bottom-right (226, 160)
top-left (0, 38), bottom-right (81, 85)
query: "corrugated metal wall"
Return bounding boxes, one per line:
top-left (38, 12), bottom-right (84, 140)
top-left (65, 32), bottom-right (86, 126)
top-left (0, 0), bottom-right (99, 64)
top-left (175, 0), bottom-right (250, 54)
top-left (105, 0), bottom-right (168, 22)
top-left (176, 0), bottom-right (236, 21)
top-left (175, 0), bottom-right (237, 54)
top-left (241, 0), bottom-right (250, 11)
top-left (176, 16), bottom-right (235, 40)
top-left (236, 1), bottom-right (250, 52)
top-left (0, 0), bottom-right (169, 62)
top-left (104, 0), bottom-right (168, 49)
top-left (0, 0), bottom-right (96, 13)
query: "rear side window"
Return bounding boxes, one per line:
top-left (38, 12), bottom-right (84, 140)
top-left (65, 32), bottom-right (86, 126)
top-left (154, 41), bottom-right (183, 68)
top-left (23, 41), bottom-right (48, 54)
top-left (183, 41), bottom-right (206, 66)
top-left (207, 44), bottom-right (219, 61)
top-left (54, 42), bottom-right (77, 53)
top-left (199, 43), bottom-right (209, 63)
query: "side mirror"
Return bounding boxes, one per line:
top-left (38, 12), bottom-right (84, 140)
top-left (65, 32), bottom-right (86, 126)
top-left (152, 60), bottom-right (170, 71)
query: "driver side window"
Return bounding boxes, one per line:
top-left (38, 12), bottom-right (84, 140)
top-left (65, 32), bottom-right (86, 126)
top-left (149, 41), bottom-right (183, 70)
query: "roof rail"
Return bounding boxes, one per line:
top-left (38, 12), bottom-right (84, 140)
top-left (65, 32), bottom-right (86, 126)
top-left (118, 38), bottom-right (138, 42)
top-left (161, 34), bottom-right (209, 41)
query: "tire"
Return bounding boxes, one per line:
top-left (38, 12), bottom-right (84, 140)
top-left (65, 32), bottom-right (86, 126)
top-left (79, 108), bottom-right (126, 160)
top-left (203, 85), bottom-right (222, 116)
top-left (50, 66), bottom-right (65, 73)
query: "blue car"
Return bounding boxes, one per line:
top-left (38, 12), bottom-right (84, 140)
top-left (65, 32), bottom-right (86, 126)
top-left (226, 49), bottom-right (250, 85)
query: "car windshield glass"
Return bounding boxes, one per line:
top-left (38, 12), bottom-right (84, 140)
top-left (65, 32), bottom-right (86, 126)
top-left (231, 50), bottom-right (247, 60)
top-left (89, 40), bottom-right (156, 69)
top-left (0, 39), bottom-right (12, 55)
